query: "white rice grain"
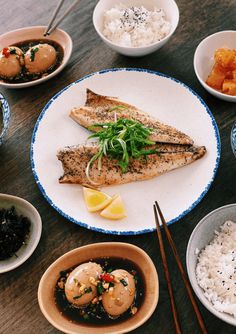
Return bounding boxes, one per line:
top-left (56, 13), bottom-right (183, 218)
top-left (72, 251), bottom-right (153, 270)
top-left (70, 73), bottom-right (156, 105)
top-left (196, 221), bottom-right (236, 318)
top-left (103, 4), bottom-right (171, 47)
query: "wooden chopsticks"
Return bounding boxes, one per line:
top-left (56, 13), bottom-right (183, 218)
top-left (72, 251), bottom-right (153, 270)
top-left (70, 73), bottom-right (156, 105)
top-left (44, 0), bottom-right (80, 36)
top-left (153, 202), bottom-right (207, 334)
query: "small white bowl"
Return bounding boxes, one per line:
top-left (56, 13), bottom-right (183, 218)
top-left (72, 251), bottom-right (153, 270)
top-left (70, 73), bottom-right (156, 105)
top-left (194, 30), bottom-right (236, 102)
top-left (0, 26), bottom-right (73, 89)
top-left (186, 204), bottom-right (236, 327)
top-left (0, 194), bottom-right (42, 273)
top-left (93, 0), bottom-right (179, 57)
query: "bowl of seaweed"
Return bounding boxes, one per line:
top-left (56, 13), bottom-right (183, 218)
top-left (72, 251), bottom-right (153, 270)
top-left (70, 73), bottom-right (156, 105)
top-left (0, 194), bottom-right (42, 273)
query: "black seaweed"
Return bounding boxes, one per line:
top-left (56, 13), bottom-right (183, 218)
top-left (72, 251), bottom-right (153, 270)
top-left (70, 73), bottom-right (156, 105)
top-left (0, 206), bottom-right (31, 260)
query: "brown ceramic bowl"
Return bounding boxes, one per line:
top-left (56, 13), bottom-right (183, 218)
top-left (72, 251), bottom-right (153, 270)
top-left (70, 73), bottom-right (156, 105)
top-left (38, 242), bottom-right (159, 334)
top-left (0, 26), bottom-right (72, 89)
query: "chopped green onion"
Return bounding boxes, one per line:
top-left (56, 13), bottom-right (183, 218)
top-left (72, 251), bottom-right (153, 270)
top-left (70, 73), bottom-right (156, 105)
top-left (30, 47), bottom-right (39, 61)
top-left (97, 282), bottom-right (104, 295)
top-left (86, 117), bottom-right (157, 179)
top-left (73, 295), bottom-right (82, 299)
top-left (120, 279), bottom-right (128, 286)
top-left (84, 287), bottom-right (92, 294)
top-left (107, 105), bottom-right (127, 112)
top-left (9, 48), bottom-right (16, 54)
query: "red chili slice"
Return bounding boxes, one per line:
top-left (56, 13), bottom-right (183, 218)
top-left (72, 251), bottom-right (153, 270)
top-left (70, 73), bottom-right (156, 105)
top-left (2, 48), bottom-right (10, 58)
top-left (100, 273), bottom-right (114, 282)
top-left (2, 47), bottom-right (11, 58)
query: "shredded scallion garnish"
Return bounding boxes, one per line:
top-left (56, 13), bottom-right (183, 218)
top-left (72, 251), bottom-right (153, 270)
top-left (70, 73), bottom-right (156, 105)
top-left (86, 118), bottom-right (157, 182)
top-left (30, 47), bottom-right (39, 61)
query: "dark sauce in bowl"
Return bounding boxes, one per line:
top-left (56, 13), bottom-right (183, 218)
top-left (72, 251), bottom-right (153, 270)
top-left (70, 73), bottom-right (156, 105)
top-left (55, 257), bottom-right (145, 326)
top-left (0, 39), bottom-right (63, 83)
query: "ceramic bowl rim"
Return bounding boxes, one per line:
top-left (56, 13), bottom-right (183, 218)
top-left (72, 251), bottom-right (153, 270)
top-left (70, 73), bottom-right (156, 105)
top-left (194, 30), bottom-right (236, 101)
top-left (38, 242), bottom-right (159, 334)
top-left (0, 25), bottom-right (73, 89)
top-left (0, 193), bottom-right (42, 273)
top-left (230, 122), bottom-right (236, 157)
top-left (0, 91), bottom-right (10, 144)
top-left (92, 0), bottom-right (179, 51)
top-left (186, 203), bottom-right (236, 327)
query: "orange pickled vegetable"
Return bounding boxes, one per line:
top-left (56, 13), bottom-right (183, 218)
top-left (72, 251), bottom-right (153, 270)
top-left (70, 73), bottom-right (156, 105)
top-left (206, 47), bottom-right (236, 95)
top-left (214, 48), bottom-right (235, 70)
top-left (222, 80), bottom-right (236, 96)
top-left (206, 63), bottom-right (226, 90)
top-left (232, 70), bottom-right (236, 80)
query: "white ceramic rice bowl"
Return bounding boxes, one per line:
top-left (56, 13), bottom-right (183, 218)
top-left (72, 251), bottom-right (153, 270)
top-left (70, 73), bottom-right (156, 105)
top-left (93, 0), bottom-right (179, 57)
top-left (186, 204), bottom-right (236, 326)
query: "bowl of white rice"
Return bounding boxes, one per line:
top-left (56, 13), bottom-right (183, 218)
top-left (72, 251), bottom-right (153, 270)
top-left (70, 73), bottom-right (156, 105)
top-left (186, 204), bottom-right (236, 327)
top-left (93, 0), bottom-right (179, 57)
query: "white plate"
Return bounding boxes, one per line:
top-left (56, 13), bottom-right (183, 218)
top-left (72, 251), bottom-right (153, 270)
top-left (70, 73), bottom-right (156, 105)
top-left (31, 69), bottom-right (220, 235)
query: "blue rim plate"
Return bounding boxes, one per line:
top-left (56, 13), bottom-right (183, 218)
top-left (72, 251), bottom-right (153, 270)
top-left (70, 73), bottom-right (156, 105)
top-left (0, 92), bottom-right (10, 145)
top-left (231, 122), bottom-right (236, 157)
top-left (31, 68), bottom-right (221, 235)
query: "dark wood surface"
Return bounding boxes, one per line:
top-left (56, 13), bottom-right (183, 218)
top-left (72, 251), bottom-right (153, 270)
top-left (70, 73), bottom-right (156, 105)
top-left (0, 0), bottom-right (236, 333)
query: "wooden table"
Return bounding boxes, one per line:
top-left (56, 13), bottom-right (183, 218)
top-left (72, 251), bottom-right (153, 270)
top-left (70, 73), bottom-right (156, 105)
top-left (0, 1), bottom-right (236, 333)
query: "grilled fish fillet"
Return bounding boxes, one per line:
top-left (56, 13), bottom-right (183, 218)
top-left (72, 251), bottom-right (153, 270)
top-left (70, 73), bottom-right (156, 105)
top-left (69, 89), bottom-right (194, 145)
top-left (57, 144), bottom-right (206, 187)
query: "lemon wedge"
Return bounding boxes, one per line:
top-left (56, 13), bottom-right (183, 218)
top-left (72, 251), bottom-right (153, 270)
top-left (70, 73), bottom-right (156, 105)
top-left (83, 187), bottom-right (112, 212)
top-left (100, 194), bottom-right (126, 220)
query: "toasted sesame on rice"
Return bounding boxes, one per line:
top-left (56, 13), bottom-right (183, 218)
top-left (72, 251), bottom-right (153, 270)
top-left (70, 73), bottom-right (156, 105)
top-left (103, 4), bottom-right (171, 48)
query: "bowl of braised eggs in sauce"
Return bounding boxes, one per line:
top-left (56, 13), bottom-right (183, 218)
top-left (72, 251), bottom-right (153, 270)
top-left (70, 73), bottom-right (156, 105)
top-left (38, 242), bottom-right (159, 334)
top-left (0, 26), bottom-right (72, 88)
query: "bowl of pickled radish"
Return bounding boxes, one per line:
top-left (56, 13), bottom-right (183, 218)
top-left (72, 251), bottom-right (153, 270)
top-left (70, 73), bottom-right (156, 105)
top-left (194, 30), bottom-right (236, 102)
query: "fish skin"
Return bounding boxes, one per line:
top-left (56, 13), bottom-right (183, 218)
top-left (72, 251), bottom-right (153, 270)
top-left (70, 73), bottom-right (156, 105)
top-left (57, 144), bottom-right (206, 187)
top-left (69, 89), bottom-right (194, 145)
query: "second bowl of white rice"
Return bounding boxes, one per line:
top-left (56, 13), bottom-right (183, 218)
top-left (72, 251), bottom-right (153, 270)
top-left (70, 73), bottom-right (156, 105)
top-left (93, 0), bottom-right (179, 57)
top-left (187, 204), bottom-right (236, 327)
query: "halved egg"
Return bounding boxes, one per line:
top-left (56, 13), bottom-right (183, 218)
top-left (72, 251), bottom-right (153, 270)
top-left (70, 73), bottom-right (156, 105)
top-left (102, 269), bottom-right (136, 316)
top-left (25, 43), bottom-right (57, 74)
top-left (65, 262), bottom-right (102, 306)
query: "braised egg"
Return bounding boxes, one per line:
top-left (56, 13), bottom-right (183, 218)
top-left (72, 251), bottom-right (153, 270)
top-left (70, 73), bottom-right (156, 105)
top-left (0, 46), bottom-right (24, 79)
top-left (65, 262), bottom-right (102, 307)
top-left (25, 43), bottom-right (57, 74)
top-left (102, 269), bottom-right (136, 316)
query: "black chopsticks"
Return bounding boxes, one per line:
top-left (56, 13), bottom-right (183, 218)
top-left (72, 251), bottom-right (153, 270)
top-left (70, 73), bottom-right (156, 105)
top-left (153, 201), bottom-right (207, 334)
top-left (44, 0), bottom-right (80, 36)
